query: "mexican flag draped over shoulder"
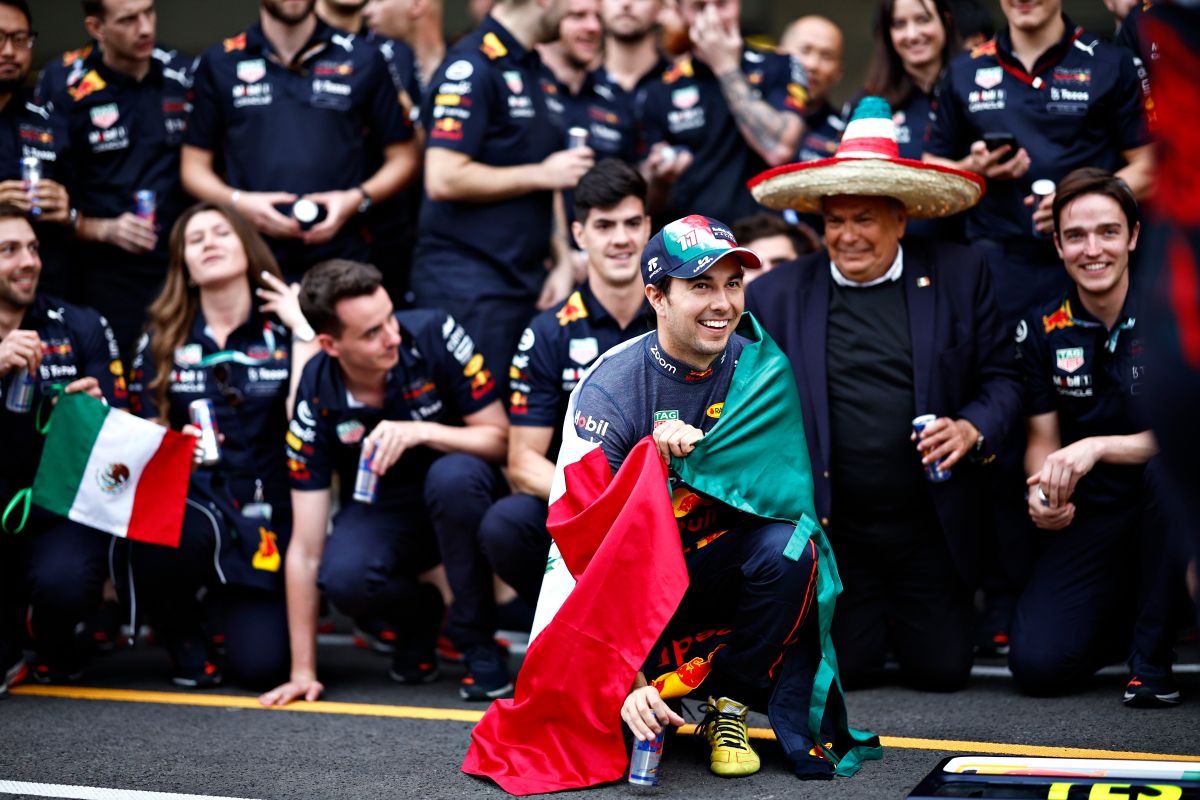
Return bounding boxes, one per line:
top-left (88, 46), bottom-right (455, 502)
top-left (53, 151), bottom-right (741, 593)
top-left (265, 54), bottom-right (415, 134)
top-left (461, 314), bottom-right (881, 795)
top-left (24, 392), bottom-right (191, 546)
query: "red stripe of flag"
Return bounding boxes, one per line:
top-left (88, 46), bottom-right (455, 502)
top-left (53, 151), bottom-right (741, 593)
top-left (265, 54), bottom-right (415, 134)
top-left (126, 429), bottom-right (193, 548)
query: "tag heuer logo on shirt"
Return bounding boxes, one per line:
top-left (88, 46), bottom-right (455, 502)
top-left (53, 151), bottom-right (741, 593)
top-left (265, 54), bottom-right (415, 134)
top-left (236, 58), bottom-right (266, 84)
top-left (975, 67), bottom-right (1003, 89)
top-left (89, 103), bottom-right (119, 129)
top-left (336, 419), bottom-right (366, 444)
top-left (672, 86), bottom-right (700, 109)
top-left (568, 337), bottom-right (599, 365)
top-left (503, 70), bottom-right (523, 94)
top-left (652, 410), bottom-right (679, 430)
top-left (1055, 347), bottom-right (1085, 373)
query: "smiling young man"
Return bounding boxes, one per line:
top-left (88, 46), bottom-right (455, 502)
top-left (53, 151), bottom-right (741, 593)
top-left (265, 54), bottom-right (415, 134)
top-left (1010, 167), bottom-right (1178, 706)
top-left (262, 259), bottom-right (512, 706)
top-left (477, 159), bottom-right (649, 612)
top-left (567, 214), bottom-right (834, 778)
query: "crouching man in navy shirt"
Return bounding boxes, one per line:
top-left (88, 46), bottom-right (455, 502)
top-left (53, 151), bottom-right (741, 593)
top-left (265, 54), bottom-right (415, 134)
top-left (260, 259), bottom-right (513, 707)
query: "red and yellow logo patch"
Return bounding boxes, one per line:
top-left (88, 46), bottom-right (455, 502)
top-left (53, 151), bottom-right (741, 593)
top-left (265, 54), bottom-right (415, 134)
top-left (251, 528), bottom-right (281, 572)
top-left (555, 291), bottom-right (588, 326)
top-left (224, 32), bottom-right (247, 52)
top-left (481, 32), bottom-right (508, 60)
top-left (68, 70), bottom-right (107, 102)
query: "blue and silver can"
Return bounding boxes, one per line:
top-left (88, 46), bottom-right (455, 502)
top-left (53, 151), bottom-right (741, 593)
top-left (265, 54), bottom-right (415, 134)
top-left (628, 730), bottom-right (665, 787)
top-left (135, 190), bottom-right (157, 224)
top-left (4, 366), bottom-right (35, 414)
top-left (353, 443), bottom-right (379, 504)
top-left (912, 413), bottom-right (951, 483)
top-left (567, 126), bottom-right (589, 149)
top-left (21, 157), bottom-right (42, 217)
top-left (188, 399), bottom-right (222, 466)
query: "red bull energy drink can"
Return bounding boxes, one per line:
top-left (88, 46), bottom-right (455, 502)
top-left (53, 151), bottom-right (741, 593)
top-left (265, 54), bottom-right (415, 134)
top-left (1030, 178), bottom-right (1055, 237)
top-left (567, 126), bottom-right (589, 149)
top-left (21, 157), bottom-right (42, 217)
top-left (912, 414), bottom-right (951, 483)
top-left (188, 399), bottom-right (222, 466)
top-left (135, 190), bottom-right (157, 224)
top-left (4, 366), bottom-right (35, 414)
top-left (628, 730), bottom-right (665, 787)
top-left (353, 442), bottom-right (379, 504)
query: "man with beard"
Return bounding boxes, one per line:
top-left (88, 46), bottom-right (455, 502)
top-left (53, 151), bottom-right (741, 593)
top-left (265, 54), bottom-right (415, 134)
top-left (415, 0), bottom-right (593, 378)
top-left (47, 0), bottom-right (192, 356)
top-left (637, 0), bottom-right (808, 225)
top-left (182, 0), bottom-right (418, 280)
top-left (0, 0), bottom-right (73, 297)
top-left (0, 205), bottom-right (124, 687)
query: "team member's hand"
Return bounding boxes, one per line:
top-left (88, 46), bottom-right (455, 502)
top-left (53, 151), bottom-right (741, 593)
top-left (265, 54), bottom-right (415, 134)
top-left (540, 147), bottom-right (595, 190)
top-left (255, 270), bottom-right (308, 332)
top-left (1028, 438), bottom-right (1100, 509)
top-left (32, 180), bottom-right (71, 225)
top-left (645, 142), bottom-right (693, 184)
top-left (537, 260), bottom-right (575, 310)
top-left (180, 423), bottom-right (224, 471)
top-left (0, 329), bottom-right (43, 377)
top-left (259, 676), bottom-right (325, 706)
top-left (913, 417), bottom-right (979, 471)
top-left (301, 189), bottom-right (360, 246)
top-left (234, 191), bottom-right (302, 240)
top-left (62, 376), bottom-right (102, 400)
top-left (1025, 191), bottom-right (1055, 236)
top-left (622, 685), bottom-right (685, 741)
top-left (963, 140), bottom-right (1031, 180)
top-left (365, 420), bottom-right (429, 475)
top-left (101, 212), bottom-right (158, 254)
top-left (1026, 483), bottom-right (1075, 531)
top-left (688, 3), bottom-right (741, 75)
top-left (0, 179), bottom-right (32, 210)
top-left (653, 419), bottom-right (704, 461)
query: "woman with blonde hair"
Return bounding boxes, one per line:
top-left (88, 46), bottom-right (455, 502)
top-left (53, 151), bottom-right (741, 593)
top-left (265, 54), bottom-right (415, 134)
top-left (128, 202), bottom-right (319, 688)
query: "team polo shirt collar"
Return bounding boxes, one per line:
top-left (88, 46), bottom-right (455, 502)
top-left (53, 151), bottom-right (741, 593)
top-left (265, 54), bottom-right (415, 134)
top-left (481, 15), bottom-right (537, 68)
top-left (244, 19), bottom-right (336, 69)
top-left (994, 15), bottom-right (1084, 82)
top-left (93, 52), bottom-right (165, 89)
top-left (578, 280), bottom-right (614, 324)
top-left (1061, 284), bottom-right (1138, 353)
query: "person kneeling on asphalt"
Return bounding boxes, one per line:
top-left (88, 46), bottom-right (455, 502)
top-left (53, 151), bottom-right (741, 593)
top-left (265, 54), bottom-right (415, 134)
top-left (260, 260), bottom-right (511, 706)
top-left (1010, 167), bottom-right (1183, 707)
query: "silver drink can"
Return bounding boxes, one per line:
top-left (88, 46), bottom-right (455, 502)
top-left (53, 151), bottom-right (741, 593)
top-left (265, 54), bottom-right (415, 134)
top-left (567, 126), bottom-right (589, 149)
top-left (188, 399), bottom-right (222, 466)
top-left (21, 157), bottom-right (42, 217)
top-left (4, 366), bottom-right (35, 413)
top-left (353, 442), bottom-right (379, 504)
top-left (1031, 178), bottom-right (1056, 237)
top-left (628, 730), bottom-right (665, 787)
top-left (912, 413), bottom-right (951, 482)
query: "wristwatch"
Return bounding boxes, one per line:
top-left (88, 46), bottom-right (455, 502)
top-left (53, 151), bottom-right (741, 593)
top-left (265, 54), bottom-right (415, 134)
top-left (356, 186), bottom-right (373, 215)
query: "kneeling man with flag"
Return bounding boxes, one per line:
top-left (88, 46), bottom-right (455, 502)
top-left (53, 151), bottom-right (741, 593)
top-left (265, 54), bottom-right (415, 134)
top-left (462, 216), bottom-right (880, 794)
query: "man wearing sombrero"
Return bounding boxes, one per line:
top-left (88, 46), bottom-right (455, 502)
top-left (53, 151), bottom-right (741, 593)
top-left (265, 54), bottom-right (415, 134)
top-left (746, 97), bottom-right (1024, 691)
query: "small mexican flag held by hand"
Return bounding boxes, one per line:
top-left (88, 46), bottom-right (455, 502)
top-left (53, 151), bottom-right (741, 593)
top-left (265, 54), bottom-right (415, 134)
top-left (31, 392), bottom-right (193, 547)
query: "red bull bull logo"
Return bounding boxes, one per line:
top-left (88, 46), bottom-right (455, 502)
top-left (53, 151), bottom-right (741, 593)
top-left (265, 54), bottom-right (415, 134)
top-left (555, 291), bottom-right (589, 326)
top-left (252, 528), bottom-right (281, 572)
top-left (651, 644), bottom-right (726, 699)
top-left (1043, 301), bottom-right (1075, 334)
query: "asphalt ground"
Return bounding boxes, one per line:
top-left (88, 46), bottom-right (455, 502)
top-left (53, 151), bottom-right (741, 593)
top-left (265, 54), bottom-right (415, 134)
top-left (1, 635), bottom-right (1199, 800)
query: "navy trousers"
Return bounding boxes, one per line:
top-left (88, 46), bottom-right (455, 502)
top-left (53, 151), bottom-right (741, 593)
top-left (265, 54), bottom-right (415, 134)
top-left (477, 492), bottom-right (552, 610)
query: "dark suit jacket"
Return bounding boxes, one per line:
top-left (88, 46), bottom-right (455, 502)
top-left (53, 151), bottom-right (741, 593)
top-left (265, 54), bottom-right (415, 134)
top-left (745, 238), bottom-right (1022, 584)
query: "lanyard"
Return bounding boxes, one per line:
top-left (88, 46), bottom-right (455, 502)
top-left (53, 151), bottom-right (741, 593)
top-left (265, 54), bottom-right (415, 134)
top-left (189, 322), bottom-right (279, 369)
top-left (995, 26), bottom-right (1084, 90)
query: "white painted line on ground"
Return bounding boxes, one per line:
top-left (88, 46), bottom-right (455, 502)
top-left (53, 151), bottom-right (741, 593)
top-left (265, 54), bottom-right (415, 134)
top-left (0, 781), bottom-right (258, 800)
top-left (971, 664), bottom-right (1200, 678)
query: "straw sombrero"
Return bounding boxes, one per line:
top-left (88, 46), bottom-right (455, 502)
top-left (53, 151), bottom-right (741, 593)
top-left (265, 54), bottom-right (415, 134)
top-left (748, 96), bottom-right (984, 219)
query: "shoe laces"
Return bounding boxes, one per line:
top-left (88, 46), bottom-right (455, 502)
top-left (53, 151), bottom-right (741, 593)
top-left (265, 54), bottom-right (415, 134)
top-left (698, 703), bottom-right (750, 751)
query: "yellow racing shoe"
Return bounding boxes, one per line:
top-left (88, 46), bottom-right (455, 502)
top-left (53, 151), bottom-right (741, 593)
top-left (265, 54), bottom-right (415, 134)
top-left (700, 697), bottom-right (761, 777)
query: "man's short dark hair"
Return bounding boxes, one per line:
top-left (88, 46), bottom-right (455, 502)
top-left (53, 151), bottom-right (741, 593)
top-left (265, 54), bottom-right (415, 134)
top-left (300, 259), bottom-right (384, 337)
top-left (573, 158), bottom-right (648, 223)
top-left (0, 202), bottom-right (28, 222)
top-left (948, 0), bottom-right (994, 41)
top-left (81, 0), bottom-right (104, 19)
top-left (0, 0), bottom-right (31, 26)
top-left (1052, 167), bottom-right (1139, 240)
top-left (731, 213), bottom-right (819, 258)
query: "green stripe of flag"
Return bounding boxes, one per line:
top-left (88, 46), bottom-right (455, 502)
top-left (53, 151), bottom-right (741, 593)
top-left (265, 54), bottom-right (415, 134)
top-left (31, 393), bottom-right (109, 516)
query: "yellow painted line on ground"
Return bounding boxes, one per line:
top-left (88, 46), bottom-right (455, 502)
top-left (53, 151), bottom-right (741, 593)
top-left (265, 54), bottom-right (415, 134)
top-left (13, 684), bottom-right (1200, 763)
